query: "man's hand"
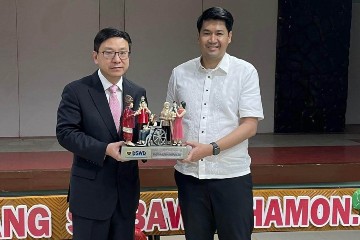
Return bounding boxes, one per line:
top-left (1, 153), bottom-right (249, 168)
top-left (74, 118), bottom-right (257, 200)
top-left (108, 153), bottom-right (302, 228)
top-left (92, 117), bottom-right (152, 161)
top-left (181, 141), bottom-right (213, 163)
top-left (106, 141), bottom-right (125, 162)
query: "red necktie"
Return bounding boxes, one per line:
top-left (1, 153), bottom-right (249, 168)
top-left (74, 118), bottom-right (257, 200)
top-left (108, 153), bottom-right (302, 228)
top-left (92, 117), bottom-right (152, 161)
top-left (109, 85), bottom-right (121, 132)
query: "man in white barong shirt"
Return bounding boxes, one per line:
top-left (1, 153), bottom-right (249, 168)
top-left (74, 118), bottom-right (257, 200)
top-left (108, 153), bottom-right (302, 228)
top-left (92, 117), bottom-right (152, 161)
top-left (166, 6), bottom-right (264, 240)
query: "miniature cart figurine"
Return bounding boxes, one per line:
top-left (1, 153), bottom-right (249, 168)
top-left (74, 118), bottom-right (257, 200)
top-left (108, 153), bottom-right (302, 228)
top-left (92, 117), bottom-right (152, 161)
top-left (143, 119), bottom-right (168, 146)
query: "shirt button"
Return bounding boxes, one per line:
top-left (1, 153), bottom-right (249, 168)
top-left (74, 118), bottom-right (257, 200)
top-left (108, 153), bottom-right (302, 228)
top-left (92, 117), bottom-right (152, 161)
top-left (201, 159), bottom-right (204, 161)
top-left (203, 117), bottom-right (205, 119)
top-left (206, 89), bottom-right (209, 91)
top-left (201, 131), bottom-right (204, 133)
top-left (204, 103), bottom-right (206, 105)
top-left (207, 76), bottom-right (210, 78)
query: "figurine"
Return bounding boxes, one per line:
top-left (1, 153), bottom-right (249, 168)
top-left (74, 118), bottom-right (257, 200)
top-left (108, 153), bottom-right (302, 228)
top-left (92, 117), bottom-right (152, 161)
top-left (172, 101), bottom-right (186, 146)
top-left (137, 114), bottom-right (157, 145)
top-left (121, 95), bottom-right (138, 146)
top-left (171, 101), bottom-right (178, 118)
top-left (159, 101), bottom-right (174, 144)
top-left (136, 96), bottom-right (151, 130)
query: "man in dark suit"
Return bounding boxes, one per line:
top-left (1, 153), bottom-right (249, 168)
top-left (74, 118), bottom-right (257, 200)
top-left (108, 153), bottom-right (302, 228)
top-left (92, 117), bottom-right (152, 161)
top-left (56, 28), bottom-right (146, 240)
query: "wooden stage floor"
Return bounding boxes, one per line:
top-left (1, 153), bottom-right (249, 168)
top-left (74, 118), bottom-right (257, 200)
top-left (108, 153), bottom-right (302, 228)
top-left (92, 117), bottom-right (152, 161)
top-left (1, 132), bottom-right (360, 193)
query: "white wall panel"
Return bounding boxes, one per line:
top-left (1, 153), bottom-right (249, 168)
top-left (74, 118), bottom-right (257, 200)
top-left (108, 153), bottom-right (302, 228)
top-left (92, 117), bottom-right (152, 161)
top-left (204, 0), bottom-right (278, 133)
top-left (347, 3), bottom-right (360, 124)
top-left (125, 0), bottom-right (202, 115)
top-left (0, 1), bottom-right (19, 137)
top-left (17, 0), bottom-right (99, 136)
top-left (0, 0), bottom-right (286, 137)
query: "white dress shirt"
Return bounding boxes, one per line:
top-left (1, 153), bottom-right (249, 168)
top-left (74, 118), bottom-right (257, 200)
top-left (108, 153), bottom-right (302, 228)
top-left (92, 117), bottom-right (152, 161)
top-left (166, 53), bottom-right (264, 179)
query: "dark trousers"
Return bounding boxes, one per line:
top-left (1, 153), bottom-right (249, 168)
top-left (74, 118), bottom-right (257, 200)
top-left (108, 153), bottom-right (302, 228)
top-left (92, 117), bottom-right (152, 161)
top-left (175, 170), bottom-right (254, 240)
top-left (72, 201), bottom-right (135, 240)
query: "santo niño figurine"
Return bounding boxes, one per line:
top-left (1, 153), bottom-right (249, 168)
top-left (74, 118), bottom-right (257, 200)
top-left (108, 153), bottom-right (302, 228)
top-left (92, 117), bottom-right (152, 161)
top-left (121, 95), bottom-right (138, 146)
top-left (172, 101), bottom-right (186, 146)
top-left (136, 96), bottom-right (151, 130)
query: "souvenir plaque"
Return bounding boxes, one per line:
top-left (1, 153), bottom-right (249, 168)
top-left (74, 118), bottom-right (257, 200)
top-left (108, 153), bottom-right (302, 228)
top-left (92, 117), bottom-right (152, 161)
top-left (120, 98), bottom-right (189, 161)
top-left (121, 145), bottom-right (189, 161)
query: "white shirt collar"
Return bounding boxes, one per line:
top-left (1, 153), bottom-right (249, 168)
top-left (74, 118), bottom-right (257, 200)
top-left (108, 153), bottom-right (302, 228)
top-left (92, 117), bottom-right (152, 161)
top-left (196, 53), bottom-right (230, 74)
top-left (97, 69), bottom-right (123, 92)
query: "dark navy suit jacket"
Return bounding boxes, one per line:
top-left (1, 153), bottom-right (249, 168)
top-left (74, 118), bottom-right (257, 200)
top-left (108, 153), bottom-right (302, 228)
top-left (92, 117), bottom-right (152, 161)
top-left (56, 71), bottom-right (146, 220)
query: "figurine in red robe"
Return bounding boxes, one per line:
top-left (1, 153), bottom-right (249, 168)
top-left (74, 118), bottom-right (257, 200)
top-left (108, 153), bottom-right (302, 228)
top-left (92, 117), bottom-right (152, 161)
top-left (122, 95), bottom-right (138, 146)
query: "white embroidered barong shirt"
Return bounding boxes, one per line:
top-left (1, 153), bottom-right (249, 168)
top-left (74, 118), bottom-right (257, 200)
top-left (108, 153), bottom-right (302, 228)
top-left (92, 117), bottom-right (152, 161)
top-left (166, 53), bottom-right (264, 179)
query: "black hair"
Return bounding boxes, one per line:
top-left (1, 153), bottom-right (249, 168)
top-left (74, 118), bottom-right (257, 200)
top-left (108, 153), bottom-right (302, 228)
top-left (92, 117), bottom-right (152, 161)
top-left (180, 101), bottom-right (186, 109)
top-left (94, 27), bottom-right (132, 52)
top-left (196, 7), bottom-right (234, 33)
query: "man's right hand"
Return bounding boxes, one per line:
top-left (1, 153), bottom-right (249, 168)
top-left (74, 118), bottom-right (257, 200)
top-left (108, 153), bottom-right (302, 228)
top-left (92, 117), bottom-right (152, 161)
top-left (106, 141), bottom-right (125, 162)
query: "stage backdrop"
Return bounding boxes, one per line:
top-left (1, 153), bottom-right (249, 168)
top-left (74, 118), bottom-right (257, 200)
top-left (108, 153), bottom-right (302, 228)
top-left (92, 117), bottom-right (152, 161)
top-left (0, 188), bottom-right (359, 239)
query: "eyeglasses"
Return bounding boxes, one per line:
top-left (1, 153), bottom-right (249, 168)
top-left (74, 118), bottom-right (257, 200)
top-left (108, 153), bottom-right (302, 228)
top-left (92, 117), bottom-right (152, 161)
top-left (101, 50), bottom-right (130, 60)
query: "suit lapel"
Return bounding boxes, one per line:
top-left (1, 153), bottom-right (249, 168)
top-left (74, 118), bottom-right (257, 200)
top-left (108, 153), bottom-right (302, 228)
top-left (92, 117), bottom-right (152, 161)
top-left (88, 72), bottom-right (119, 140)
top-left (122, 78), bottom-right (134, 102)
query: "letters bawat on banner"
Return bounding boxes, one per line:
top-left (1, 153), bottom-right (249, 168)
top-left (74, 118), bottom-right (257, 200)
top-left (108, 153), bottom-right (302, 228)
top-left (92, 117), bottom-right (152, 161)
top-left (0, 189), bottom-right (360, 239)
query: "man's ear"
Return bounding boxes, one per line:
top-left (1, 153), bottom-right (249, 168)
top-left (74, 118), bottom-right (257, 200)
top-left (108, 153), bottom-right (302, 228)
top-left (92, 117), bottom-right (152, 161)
top-left (92, 51), bottom-right (98, 64)
top-left (228, 31), bottom-right (232, 44)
